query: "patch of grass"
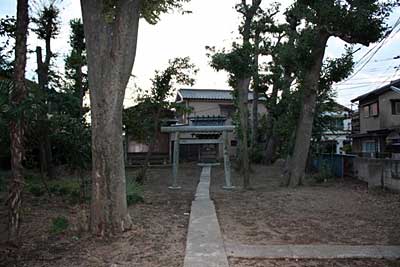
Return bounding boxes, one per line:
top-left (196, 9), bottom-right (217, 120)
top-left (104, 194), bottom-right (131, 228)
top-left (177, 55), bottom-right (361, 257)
top-left (25, 174), bottom-right (88, 204)
top-left (27, 184), bottom-right (46, 197)
top-left (126, 177), bottom-right (144, 206)
top-left (388, 260), bottom-right (400, 267)
top-left (49, 180), bottom-right (80, 196)
top-left (51, 216), bottom-right (69, 234)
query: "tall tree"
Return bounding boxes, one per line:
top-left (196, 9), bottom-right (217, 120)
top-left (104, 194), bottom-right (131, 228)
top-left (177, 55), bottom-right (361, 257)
top-left (65, 18), bottom-right (87, 119)
top-left (286, 0), bottom-right (396, 187)
top-left (132, 57), bottom-right (196, 183)
top-left (249, 3), bottom-right (279, 153)
top-left (209, 0), bottom-right (263, 189)
top-left (32, 2), bottom-right (61, 180)
top-left (235, 0), bottom-right (261, 188)
top-left (8, 0), bottom-right (28, 244)
top-left (262, 25), bottom-right (296, 164)
top-left (0, 16), bottom-right (16, 75)
top-left (80, 0), bottom-right (189, 236)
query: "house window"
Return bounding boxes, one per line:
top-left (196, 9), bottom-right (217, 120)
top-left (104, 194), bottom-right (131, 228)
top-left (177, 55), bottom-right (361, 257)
top-left (334, 118), bottom-right (344, 130)
top-left (362, 141), bottom-right (376, 153)
top-left (363, 105), bottom-right (370, 118)
top-left (370, 102), bottom-right (379, 116)
top-left (391, 100), bottom-right (400, 115)
top-left (363, 102), bottom-right (379, 117)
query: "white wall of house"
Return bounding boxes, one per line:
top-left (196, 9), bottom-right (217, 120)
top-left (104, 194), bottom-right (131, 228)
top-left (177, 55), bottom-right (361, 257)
top-left (322, 115), bottom-right (352, 154)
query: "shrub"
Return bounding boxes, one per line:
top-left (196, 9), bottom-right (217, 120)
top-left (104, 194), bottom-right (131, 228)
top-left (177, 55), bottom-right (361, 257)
top-left (48, 179), bottom-right (82, 203)
top-left (126, 178), bottom-right (144, 206)
top-left (313, 161), bottom-right (334, 183)
top-left (250, 146), bottom-right (264, 164)
top-left (28, 184), bottom-right (46, 197)
top-left (51, 216), bottom-right (69, 234)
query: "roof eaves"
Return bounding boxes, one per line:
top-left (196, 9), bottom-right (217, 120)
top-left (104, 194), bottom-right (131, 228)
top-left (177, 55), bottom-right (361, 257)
top-left (351, 78), bottom-right (400, 103)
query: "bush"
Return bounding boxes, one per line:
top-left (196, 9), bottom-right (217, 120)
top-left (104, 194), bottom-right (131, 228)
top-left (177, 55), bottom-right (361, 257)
top-left (313, 162), bottom-right (334, 183)
top-left (28, 184), bottom-right (46, 197)
top-left (51, 216), bottom-right (69, 234)
top-left (250, 146), bottom-right (264, 164)
top-left (126, 178), bottom-right (144, 206)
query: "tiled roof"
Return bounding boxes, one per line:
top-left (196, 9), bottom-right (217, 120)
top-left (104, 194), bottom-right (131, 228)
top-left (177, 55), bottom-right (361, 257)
top-left (351, 78), bottom-right (400, 103)
top-left (178, 88), bottom-right (260, 101)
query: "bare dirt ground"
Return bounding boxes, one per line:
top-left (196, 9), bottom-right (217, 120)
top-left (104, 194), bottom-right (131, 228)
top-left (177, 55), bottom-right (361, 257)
top-left (212, 164), bottom-right (400, 266)
top-left (211, 164), bottom-right (400, 246)
top-left (0, 163), bottom-right (200, 267)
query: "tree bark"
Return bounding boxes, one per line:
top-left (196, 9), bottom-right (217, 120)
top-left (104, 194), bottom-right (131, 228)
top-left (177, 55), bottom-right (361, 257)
top-left (264, 70), bottom-right (294, 164)
top-left (36, 46), bottom-right (55, 180)
top-left (264, 82), bottom-right (279, 163)
top-left (236, 0), bottom-right (261, 189)
top-left (81, 0), bottom-right (140, 236)
top-left (237, 78), bottom-right (251, 189)
top-left (8, 0), bottom-right (28, 244)
top-left (250, 31), bottom-right (261, 151)
top-left (287, 32), bottom-right (329, 187)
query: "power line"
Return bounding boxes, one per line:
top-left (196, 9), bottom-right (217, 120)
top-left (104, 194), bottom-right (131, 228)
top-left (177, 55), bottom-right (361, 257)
top-left (337, 16), bottom-right (400, 84)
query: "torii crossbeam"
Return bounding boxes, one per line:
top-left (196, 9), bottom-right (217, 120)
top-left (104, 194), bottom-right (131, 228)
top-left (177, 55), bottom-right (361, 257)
top-left (161, 125), bottom-right (235, 190)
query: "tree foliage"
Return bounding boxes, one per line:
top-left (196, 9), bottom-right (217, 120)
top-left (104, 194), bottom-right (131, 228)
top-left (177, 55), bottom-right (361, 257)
top-left (283, 0), bottom-right (397, 186)
top-left (65, 18), bottom-right (88, 118)
top-left (124, 57), bottom-right (196, 182)
top-left (31, 2), bottom-right (61, 41)
top-left (0, 16), bottom-right (16, 75)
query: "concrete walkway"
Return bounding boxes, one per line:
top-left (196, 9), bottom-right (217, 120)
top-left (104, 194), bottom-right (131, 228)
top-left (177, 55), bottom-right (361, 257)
top-left (225, 243), bottom-right (400, 260)
top-left (183, 166), bottom-right (400, 265)
top-left (184, 166), bottom-right (229, 267)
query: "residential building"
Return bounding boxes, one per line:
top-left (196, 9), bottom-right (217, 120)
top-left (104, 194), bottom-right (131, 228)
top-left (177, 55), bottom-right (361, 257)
top-left (174, 88), bottom-right (268, 161)
top-left (351, 78), bottom-right (400, 158)
top-left (320, 103), bottom-right (352, 154)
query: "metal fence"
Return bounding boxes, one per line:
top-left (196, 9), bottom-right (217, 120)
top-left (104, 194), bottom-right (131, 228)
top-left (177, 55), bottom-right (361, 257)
top-left (312, 153), bottom-right (356, 178)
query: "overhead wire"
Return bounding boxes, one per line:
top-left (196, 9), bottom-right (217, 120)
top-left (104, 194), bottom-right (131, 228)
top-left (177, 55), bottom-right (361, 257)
top-left (336, 16), bottom-right (400, 85)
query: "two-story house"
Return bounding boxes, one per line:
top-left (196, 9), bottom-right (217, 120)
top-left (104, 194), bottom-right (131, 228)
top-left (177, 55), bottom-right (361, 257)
top-left (320, 103), bottom-right (352, 154)
top-left (351, 78), bottom-right (400, 158)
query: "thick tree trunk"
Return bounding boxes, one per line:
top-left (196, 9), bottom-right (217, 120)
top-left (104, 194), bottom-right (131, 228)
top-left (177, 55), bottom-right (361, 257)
top-left (81, 0), bottom-right (140, 236)
top-left (263, 82), bottom-right (279, 163)
top-left (250, 32), bottom-right (261, 151)
top-left (264, 134), bottom-right (277, 164)
top-left (237, 78), bottom-right (251, 189)
top-left (8, 0), bottom-right (28, 244)
top-left (287, 33), bottom-right (329, 187)
top-left (235, 0), bottom-right (261, 189)
top-left (36, 46), bottom-right (55, 180)
top-left (251, 89), bottom-right (259, 150)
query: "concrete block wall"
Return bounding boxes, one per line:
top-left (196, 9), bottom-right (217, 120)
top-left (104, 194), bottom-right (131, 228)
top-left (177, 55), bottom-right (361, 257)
top-left (354, 157), bottom-right (400, 191)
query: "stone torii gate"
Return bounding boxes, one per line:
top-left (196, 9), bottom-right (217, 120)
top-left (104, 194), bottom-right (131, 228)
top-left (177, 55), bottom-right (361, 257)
top-left (161, 125), bottom-right (235, 190)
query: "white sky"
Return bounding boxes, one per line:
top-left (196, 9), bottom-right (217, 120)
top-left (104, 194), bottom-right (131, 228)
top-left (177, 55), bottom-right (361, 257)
top-left (1, 0), bottom-right (400, 109)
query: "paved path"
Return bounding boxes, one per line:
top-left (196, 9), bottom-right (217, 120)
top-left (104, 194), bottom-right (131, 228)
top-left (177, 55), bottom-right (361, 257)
top-left (225, 243), bottom-right (400, 260)
top-left (183, 166), bottom-right (229, 267)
